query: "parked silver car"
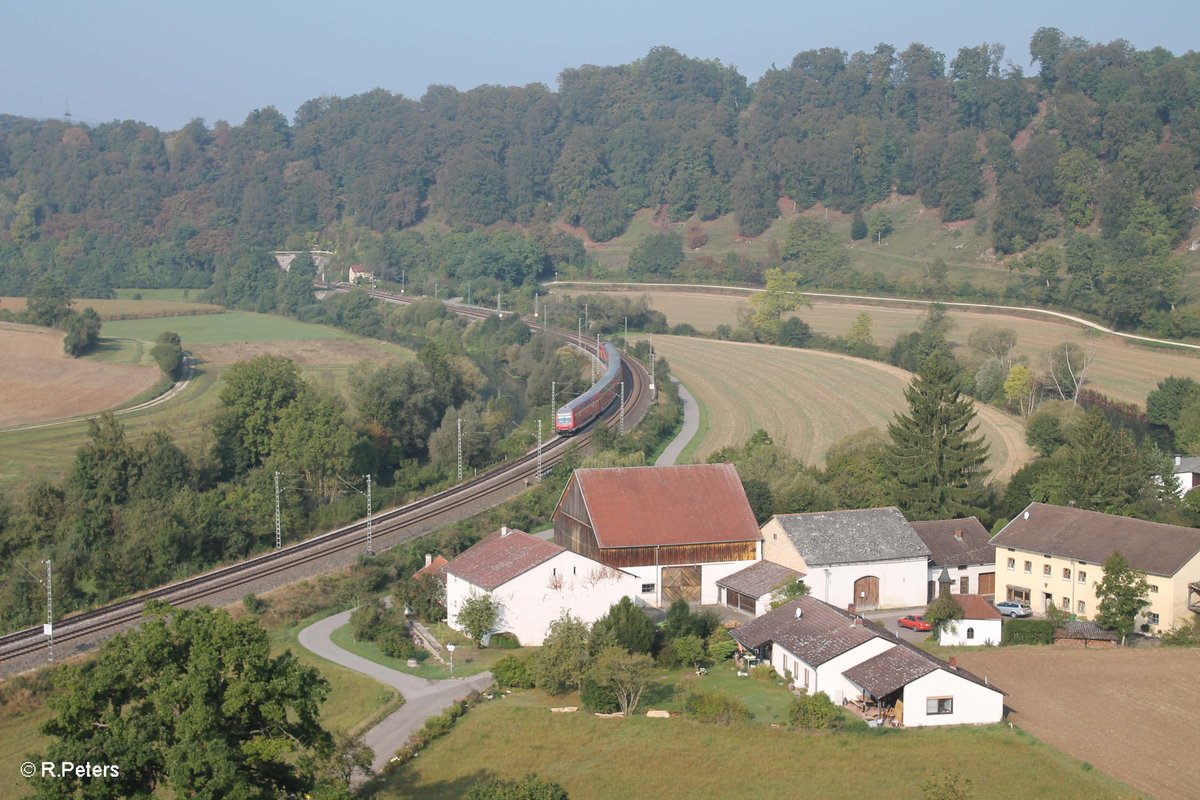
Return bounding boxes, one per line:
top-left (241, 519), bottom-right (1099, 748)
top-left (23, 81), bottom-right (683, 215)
top-left (994, 601), bottom-right (1033, 618)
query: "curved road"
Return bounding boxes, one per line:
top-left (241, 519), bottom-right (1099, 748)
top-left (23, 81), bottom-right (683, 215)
top-left (547, 281), bottom-right (1200, 352)
top-left (299, 610), bottom-right (493, 775)
top-left (655, 378), bottom-right (699, 467)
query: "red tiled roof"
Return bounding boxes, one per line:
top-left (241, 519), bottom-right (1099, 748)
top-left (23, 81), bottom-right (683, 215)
top-left (571, 464), bottom-right (760, 548)
top-left (414, 555), bottom-right (449, 581)
top-left (953, 594), bottom-right (1002, 620)
top-left (443, 528), bottom-right (563, 590)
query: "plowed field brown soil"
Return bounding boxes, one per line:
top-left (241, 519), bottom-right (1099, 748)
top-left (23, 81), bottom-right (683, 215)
top-left (957, 646), bottom-right (1200, 800)
top-left (0, 323), bottom-right (159, 427)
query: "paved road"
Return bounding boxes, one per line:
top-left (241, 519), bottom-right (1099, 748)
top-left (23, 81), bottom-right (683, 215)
top-left (655, 377), bottom-right (699, 466)
top-left (861, 606), bottom-right (935, 645)
top-left (298, 610), bottom-right (493, 775)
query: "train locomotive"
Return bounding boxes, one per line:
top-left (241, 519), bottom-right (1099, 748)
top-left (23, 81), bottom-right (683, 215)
top-left (554, 341), bottom-right (622, 435)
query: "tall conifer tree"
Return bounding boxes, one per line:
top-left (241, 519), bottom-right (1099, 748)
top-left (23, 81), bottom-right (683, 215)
top-left (887, 351), bottom-right (990, 518)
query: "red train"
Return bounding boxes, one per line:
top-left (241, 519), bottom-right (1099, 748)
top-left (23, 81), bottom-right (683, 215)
top-left (555, 342), bottom-right (622, 435)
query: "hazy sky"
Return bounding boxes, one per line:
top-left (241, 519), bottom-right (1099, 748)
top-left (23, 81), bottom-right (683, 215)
top-left (3, 1), bottom-right (1197, 132)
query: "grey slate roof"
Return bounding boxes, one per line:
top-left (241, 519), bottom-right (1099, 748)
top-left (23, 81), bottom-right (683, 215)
top-left (841, 646), bottom-right (938, 698)
top-left (728, 596), bottom-right (877, 665)
top-left (1174, 456), bottom-right (1200, 474)
top-left (770, 507), bottom-right (930, 566)
top-left (909, 517), bottom-right (994, 568)
top-left (716, 560), bottom-right (804, 598)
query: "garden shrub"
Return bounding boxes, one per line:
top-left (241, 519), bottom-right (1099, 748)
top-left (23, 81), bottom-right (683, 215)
top-left (675, 681), bottom-right (750, 725)
top-left (490, 632), bottom-right (521, 649)
top-left (580, 676), bottom-right (620, 713)
top-left (788, 690), bottom-right (843, 730)
top-left (378, 628), bottom-right (418, 659)
top-left (492, 654), bottom-right (534, 689)
top-left (1001, 619), bottom-right (1053, 645)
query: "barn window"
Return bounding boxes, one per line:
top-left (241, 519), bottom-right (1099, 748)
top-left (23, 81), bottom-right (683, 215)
top-left (926, 697), bottom-right (953, 715)
top-left (966, 627), bottom-right (974, 640)
top-left (641, 583), bottom-right (655, 594)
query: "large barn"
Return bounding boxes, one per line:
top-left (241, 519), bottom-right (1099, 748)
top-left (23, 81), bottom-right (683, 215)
top-left (551, 464), bottom-right (762, 606)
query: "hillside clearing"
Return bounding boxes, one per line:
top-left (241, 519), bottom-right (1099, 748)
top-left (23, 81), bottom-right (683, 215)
top-left (0, 295), bottom-right (223, 320)
top-left (647, 336), bottom-right (1032, 480)
top-left (573, 289), bottom-right (1200, 407)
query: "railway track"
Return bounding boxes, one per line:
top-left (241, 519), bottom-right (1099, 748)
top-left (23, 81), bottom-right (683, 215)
top-left (0, 295), bottom-right (652, 676)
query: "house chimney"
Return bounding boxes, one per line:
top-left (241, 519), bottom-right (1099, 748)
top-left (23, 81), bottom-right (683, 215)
top-left (853, 616), bottom-right (864, 627)
top-left (794, 608), bottom-right (803, 620)
top-left (1176, 454), bottom-right (1182, 466)
top-left (847, 603), bottom-right (856, 615)
top-left (501, 526), bottom-right (510, 536)
top-left (425, 553), bottom-right (432, 568)
top-left (954, 529), bottom-right (963, 542)
top-left (949, 656), bottom-right (958, 669)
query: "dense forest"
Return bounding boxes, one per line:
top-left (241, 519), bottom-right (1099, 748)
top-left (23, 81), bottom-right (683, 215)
top-left (0, 28), bottom-right (1198, 331)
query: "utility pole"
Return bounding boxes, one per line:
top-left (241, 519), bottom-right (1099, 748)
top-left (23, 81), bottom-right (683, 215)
top-left (467, 282), bottom-right (471, 306)
top-left (497, 293), bottom-right (501, 315)
top-left (401, 269), bottom-right (406, 294)
top-left (620, 381), bottom-right (626, 436)
top-left (551, 380), bottom-right (556, 417)
top-left (274, 470), bottom-right (282, 549)
top-left (578, 317), bottom-right (582, 348)
top-left (365, 474), bottom-right (374, 556)
top-left (457, 418), bottom-right (463, 482)
top-left (44, 559), bottom-right (53, 663)
top-left (584, 302), bottom-right (589, 331)
top-left (624, 316), bottom-right (628, 350)
top-left (536, 419), bottom-right (543, 482)
top-left (434, 280), bottom-right (438, 300)
top-left (534, 292), bottom-right (539, 318)
top-left (649, 334), bottom-right (656, 394)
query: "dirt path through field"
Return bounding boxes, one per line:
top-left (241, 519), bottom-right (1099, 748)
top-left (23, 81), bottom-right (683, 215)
top-left (957, 647), bottom-right (1200, 800)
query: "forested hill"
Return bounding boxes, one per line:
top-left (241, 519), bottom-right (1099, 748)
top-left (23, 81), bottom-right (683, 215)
top-left (1, 29), bottom-right (1198, 330)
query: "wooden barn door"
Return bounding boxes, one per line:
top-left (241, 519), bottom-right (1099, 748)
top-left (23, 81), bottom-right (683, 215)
top-left (662, 566), bottom-right (701, 603)
top-left (978, 572), bottom-right (995, 596)
top-left (853, 575), bottom-right (880, 610)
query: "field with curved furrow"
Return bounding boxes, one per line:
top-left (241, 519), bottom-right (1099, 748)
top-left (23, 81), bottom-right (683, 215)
top-left (570, 289), bottom-right (1200, 407)
top-left (649, 335), bottom-right (1032, 480)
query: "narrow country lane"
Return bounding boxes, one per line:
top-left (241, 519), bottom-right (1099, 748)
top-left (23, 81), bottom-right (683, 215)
top-left (297, 610), bottom-right (493, 775)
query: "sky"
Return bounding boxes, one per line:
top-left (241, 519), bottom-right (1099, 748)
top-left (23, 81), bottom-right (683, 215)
top-left (2, 0), bottom-right (1198, 132)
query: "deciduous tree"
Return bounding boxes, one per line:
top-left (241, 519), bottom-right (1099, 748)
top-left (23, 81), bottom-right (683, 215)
top-left (456, 592), bottom-right (500, 646)
top-left (1094, 551), bottom-right (1150, 645)
top-left (588, 646), bottom-right (655, 716)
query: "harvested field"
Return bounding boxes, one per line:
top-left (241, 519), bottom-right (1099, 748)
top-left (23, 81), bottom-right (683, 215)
top-left (0, 295), bottom-right (222, 320)
top-left (193, 338), bottom-right (407, 367)
top-left (0, 322), bottom-right (159, 428)
top-left (649, 335), bottom-right (1032, 480)
top-left (957, 646), bottom-right (1200, 800)
top-left (568, 289), bottom-right (1200, 406)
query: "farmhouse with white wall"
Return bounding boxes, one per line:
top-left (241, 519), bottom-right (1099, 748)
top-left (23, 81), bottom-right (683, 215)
top-left (910, 517), bottom-right (996, 601)
top-left (444, 527), bottom-right (643, 646)
top-left (761, 508), bottom-right (930, 610)
top-left (939, 594), bottom-right (1003, 646)
top-left (731, 596), bottom-right (1004, 727)
top-left (716, 560), bottom-right (805, 617)
top-left (552, 464), bottom-right (761, 607)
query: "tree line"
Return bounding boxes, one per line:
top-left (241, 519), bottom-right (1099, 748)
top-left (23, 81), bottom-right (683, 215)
top-left (0, 30), bottom-right (1197, 330)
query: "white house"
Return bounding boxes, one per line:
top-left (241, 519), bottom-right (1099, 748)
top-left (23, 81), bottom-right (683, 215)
top-left (348, 265), bottom-right (375, 285)
top-left (552, 464), bottom-right (762, 607)
top-left (732, 596), bottom-right (1005, 727)
top-left (910, 517), bottom-right (996, 601)
top-left (716, 560), bottom-right (804, 617)
top-left (444, 526), bottom-right (643, 646)
top-left (761, 508), bottom-right (930, 610)
top-left (1173, 455), bottom-right (1200, 498)
top-left (939, 594), bottom-right (1003, 646)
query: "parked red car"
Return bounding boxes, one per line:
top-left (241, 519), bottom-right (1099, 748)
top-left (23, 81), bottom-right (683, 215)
top-left (897, 614), bottom-right (932, 632)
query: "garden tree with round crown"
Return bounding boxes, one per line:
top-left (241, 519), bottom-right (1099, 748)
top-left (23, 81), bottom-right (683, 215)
top-left (925, 593), bottom-right (965, 635)
top-left (531, 612), bottom-right (592, 694)
top-left (886, 351), bottom-right (991, 520)
top-left (33, 602), bottom-right (335, 800)
top-left (455, 592), bottom-right (501, 647)
top-left (467, 774), bottom-right (569, 800)
top-left (747, 267), bottom-right (809, 343)
top-left (212, 355), bottom-right (305, 477)
top-left (588, 646), bottom-right (655, 717)
top-left (1095, 551), bottom-right (1151, 646)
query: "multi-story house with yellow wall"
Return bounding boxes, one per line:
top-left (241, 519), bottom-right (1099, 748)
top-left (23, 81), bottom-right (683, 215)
top-left (990, 503), bottom-right (1200, 633)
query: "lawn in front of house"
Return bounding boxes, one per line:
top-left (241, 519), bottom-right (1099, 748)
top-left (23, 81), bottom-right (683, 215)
top-left (329, 620), bottom-right (512, 680)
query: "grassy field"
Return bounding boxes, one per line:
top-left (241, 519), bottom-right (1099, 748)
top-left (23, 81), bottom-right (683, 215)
top-left (366, 698), bottom-right (1134, 800)
top-left (567, 289), bottom-right (1200, 407)
top-left (0, 311), bottom-right (412, 490)
top-left (0, 294), bottom-right (223, 320)
top-left (0, 688), bottom-right (52, 800)
top-left (647, 335), bottom-right (1033, 479)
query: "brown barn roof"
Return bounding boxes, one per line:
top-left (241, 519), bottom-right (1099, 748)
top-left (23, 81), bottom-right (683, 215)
top-left (570, 464), bottom-right (760, 548)
top-left (954, 594), bottom-right (1002, 620)
top-left (991, 503), bottom-right (1200, 576)
top-left (717, 560), bottom-right (804, 598)
top-left (910, 517), bottom-right (994, 567)
top-left (443, 528), bottom-right (563, 590)
top-left (729, 596), bottom-right (878, 666)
